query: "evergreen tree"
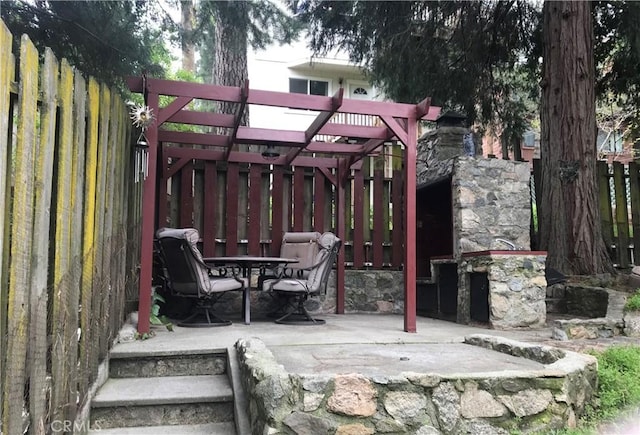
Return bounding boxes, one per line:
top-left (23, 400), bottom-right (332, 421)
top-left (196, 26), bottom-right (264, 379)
top-left (593, 1), bottom-right (640, 152)
top-left (195, 0), bottom-right (301, 126)
top-left (0, 0), bottom-right (168, 90)
top-left (539, 0), bottom-right (613, 275)
top-left (288, 0), bottom-right (541, 129)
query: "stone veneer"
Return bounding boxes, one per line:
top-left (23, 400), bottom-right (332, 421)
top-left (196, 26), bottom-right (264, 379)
top-left (236, 335), bottom-right (597, 434)
top-left (459, 252), bottom-right (548, 329)
top-left (250, 270), bottom-right (406, 316)
top-left (418, 156), bottom-right (532, 255)
top-left (416, 151), bottom-right (546, 329)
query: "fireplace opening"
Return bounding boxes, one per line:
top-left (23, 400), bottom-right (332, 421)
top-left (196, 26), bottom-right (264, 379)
top-left (470, 272), bottom-right (490, 323)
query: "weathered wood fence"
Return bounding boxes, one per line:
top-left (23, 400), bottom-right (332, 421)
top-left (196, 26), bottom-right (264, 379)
top-left (159, 143), bottom-right (406, 269)
top-left (0, 22), bottom-right (140, 434)
top-left (531, 159), bottom-right (640, 268)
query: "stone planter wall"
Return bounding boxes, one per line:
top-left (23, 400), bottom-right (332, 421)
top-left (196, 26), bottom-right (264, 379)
top-left (623, 311), bottom-right (640, 337)
top-left (236, 335), bottom-right (597, 435)
top-left (548, 284), bottom-right (635, 340)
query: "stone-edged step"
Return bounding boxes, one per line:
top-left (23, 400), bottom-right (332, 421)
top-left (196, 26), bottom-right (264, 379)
top-left (109, 348), bottom-right (228, 378)
top-left (90, 375), bottom-right (234, 429)
top-left (89, 422), bottom-right (236, 435)
top-left (89, 422), bottom-right (236, 434)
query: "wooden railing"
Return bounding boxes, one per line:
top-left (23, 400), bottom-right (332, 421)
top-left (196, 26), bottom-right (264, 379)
top-left (0, 21), bottom-right (140, 434)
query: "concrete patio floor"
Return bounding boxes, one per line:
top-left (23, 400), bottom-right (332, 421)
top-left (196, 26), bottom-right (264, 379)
top-left (113, 313), bottom-right (556, 353)
top-left (112, 313), bottom-right (561, 374)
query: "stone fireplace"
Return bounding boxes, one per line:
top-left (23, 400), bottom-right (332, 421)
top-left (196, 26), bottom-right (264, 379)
top-left (416, 117), bottom-right (547, 329)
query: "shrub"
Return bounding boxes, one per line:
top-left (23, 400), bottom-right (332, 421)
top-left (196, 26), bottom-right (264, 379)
top-left (552, 346), bottom-right (640, 434)
top-left (591, 346), bottom-right (640, 420)
top-left (624, 290), bottom-right (640, 312)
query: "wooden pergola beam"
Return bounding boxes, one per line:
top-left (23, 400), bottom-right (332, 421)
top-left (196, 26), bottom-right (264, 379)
top-left (126, 77), bottom-right (441, 121)
top-left (285, 88), bottom-right (344, 164)
top-left (158, 130), bottom-right (228, 147)
top-left (306, 88), bottom-right (344, 142)
top-left (162, 145), bottom-right (349, 169)
top-left (415, 97), bottom-right (431, 119)
top-left (318, 123), bottom-right (390, 139)
top-left (381, 115), bottom-right (409, 145)
top-left (160, 110), bottom-right (235, 128)
top-left (158, 96), bottom-right (193, 125)
top-left (164, 156), bottom-right (191, 179)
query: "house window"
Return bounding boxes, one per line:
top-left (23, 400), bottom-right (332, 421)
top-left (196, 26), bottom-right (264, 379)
top-left (353, 87), bottom-right (368, 96)
top-left (289, 78), bottom-right (329, 96)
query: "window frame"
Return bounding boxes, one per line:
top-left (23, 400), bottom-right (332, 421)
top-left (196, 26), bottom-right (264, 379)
top-left (288, 76), bottom-right (331, 97)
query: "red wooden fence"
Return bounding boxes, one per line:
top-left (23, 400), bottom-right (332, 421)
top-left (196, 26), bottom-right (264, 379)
top-left (157, 143), bottom-right (405, 269)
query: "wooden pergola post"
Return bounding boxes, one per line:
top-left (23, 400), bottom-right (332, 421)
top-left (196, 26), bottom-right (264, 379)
top-left (404, 119), bottom-right (418, 332)
top-left (136, 91), bottom-right (159, 335)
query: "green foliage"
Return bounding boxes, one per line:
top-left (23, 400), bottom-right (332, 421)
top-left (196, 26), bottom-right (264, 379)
top-left (288, 0), bottom-right (541, 130)
top-left (150, 291), bottom-right (173, 331)
top-left (195, 0), bottom-right (301, 51)
top-left (550, 346), bottom-right (640, 434)
top-left (624, 291), bottom-right (640, 312)
top-left (593, 1), bottom-right (640, 146)
top-left (591, 346), bottom-right (640, 419)
top-left (193, 0), bottom-right (302, 85)
top-left (1, 0), bottom-right (169, 91)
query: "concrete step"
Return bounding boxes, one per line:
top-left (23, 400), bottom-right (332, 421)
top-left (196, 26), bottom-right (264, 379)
top-left (109, 349), bottom-right (228, 378)
top-left (89, 422), bottom-right (236, 434)
top-left (90, 375), bottom-right (234, 429)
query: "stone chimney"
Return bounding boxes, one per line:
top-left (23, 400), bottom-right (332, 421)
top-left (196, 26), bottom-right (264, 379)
top-left (417, 112), bottom-right (479, 177)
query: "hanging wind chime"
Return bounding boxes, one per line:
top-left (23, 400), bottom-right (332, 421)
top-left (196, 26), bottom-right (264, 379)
top-left (130, 102), bottom-right (155, 182)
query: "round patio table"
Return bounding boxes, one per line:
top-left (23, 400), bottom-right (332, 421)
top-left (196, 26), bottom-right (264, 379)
top-left (204, 256), bottom-right (299, 325)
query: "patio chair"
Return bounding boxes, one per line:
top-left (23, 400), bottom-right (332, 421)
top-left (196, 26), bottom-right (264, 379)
top-left (155, 227), bottom-right (245, 327)
top-left (262, 232), bottom-right (341, 325)
top-left (257, 231), bottom-right (321, 316)
top-left (258, 231), bottom-right (322, 286)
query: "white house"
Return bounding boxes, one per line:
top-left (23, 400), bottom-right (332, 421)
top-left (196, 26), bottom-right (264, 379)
top-left (247, 37), bottom-right (381, 131)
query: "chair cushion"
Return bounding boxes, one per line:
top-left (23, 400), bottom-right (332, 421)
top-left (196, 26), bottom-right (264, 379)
top-left (208, 276), bottom-right (245, 293)
top-left (262, 278), bottom-right (308, 293)
top-left (157, 227), bottom-right (223, 294)
top-left (280, 232), bottom-right (321, 268)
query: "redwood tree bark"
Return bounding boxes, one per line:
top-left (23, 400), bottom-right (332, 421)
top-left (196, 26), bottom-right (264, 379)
top-left (539, 0), bottom-right (613, 275)
top-left (180, 0), bottom-right (196, 72)
top-left (213, 2), bottom-right (249, 127)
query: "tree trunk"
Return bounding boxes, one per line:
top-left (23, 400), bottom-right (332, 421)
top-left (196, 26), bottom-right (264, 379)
top-left (180, 0), bottom-right (196, 72)
top-left (539, 0), bottom-right (613, 275)
top-left (213, 2), bottom-right (249, 127)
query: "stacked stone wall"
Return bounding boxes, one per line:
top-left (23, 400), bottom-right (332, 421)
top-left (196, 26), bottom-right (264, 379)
top-left (236, 335), bottom-right (597, 434)
top-left (317, 270), bottom-right (405, 315)
top-left (250, 270), bottom-right (405, 317)
top-left (460, 253), bottom-right (547, 329)
top-left (453, 157), bottom-right (532, 254)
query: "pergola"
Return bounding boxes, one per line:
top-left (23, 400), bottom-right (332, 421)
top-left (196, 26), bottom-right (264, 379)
top-left (127, 76), bottom-right (440, 334)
